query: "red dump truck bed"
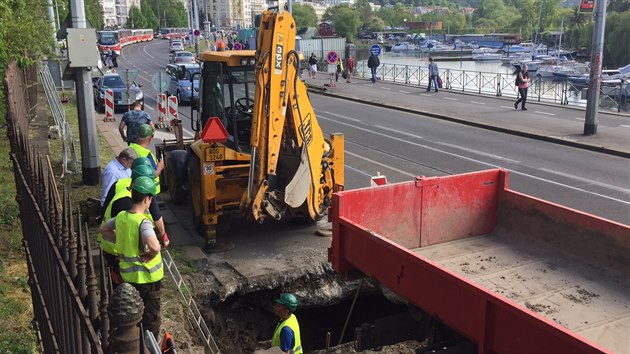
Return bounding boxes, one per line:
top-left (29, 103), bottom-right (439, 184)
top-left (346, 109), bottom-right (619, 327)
top-left (329, 169), bottom-right (630, 354)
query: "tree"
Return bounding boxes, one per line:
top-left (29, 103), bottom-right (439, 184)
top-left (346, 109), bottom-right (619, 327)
top-left (366, 16), bottom-right (385, 32)
top-left (127, 5), bottom-right (147, 29)
top-left (323, 4), bottom-right (350, 22)
top-left (353, 0), bottom-right (373, 26)
top-left (292, 3), bottom-right (318, 29)
top-left (141, 0), bottom-right (159, 30)
top-left (604, 11), bottom-right (630, 68)
top-left (0, 0), bottom-right (54, 124)
top-left (331, 7), bottom-right (361, 41)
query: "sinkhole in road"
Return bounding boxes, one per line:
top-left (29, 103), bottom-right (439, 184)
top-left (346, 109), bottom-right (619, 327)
top-left (204, 286), bottom-right (468, 353)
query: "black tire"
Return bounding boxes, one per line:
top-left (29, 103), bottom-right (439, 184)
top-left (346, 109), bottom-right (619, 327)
top-left (177, 90), bottom-right (184, 106)
top-left (165, 150), bottom-right (189, 204)
top-left (188, 154), bottom-right (204, 234)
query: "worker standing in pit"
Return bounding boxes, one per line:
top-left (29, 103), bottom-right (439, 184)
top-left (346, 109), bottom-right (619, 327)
top-left (130, 124), bottom-right (164, 195)
top-left (99, 176), bottom-right (164, 340)
top-left (271, 293), bottom-right (303, 354)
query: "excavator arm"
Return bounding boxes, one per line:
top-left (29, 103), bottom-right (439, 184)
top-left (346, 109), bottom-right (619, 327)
top-left (243, 9), bottom-right (344, 223)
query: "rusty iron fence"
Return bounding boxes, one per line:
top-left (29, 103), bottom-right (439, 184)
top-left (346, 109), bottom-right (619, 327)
top-left (4, 61), bottom-right (112, 353)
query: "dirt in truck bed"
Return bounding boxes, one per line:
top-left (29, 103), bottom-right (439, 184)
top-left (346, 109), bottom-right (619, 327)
top-left (412, 227), bottom-right (630, 353)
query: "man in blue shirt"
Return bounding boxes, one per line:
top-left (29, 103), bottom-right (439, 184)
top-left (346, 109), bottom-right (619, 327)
top-left (119, 101), bottom-right (155, 144)
top-left (271, 293), bottom-right (302, 354)
top-left (101, 147), bottom-right (137, 206)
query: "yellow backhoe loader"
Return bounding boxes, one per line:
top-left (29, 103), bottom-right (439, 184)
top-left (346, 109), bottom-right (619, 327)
top-left (158, 9), bottom-right (344, 251)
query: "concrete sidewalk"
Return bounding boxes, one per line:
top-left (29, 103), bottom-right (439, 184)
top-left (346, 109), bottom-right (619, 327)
top-left (305, 72), bottom-right (630, 158)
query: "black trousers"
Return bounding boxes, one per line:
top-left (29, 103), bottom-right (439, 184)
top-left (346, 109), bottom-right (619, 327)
top-left (132, 280), bottom-right (162, 340)
top-left (516, 87), bottom-right (528, 108)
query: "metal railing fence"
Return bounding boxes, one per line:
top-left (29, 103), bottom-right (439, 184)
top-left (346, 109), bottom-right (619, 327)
top-left (354, 61), bottom-right (628, 113)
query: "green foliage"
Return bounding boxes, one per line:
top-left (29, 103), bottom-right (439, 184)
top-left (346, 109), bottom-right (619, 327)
top-left (85, 0), bottom-right (104, 29)
top-left (128, 5), bottom-right (147, 29)
top-left (604, 11), bottom-right (630, 68)
top-left (292, 3), bottom-right (318, 29)
top-left (353, 0), bottom-right (374, 26)
top-left (376, 4), bottom-right (408, 27)
top-left (366, 16), bottom-right (386, 32)
top-left (331, 7), bottom-right (362, 41)
top-left (148, 0), bottom-right (188, 28)
top-left (141, 0), bottom-right (159, 30)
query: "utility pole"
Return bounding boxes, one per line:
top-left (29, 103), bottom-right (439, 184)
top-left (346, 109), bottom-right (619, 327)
top-left (70, 0), bottom-right (100, 184)
top-left (47, 0), bottom-right (56, 32)
top-left (193, 0), bottom-right (200, 57)
top-left (584, 0), bottom-right (607, 135)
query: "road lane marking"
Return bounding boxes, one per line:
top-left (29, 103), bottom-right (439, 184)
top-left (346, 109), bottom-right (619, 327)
top-left (420, 93), bottom-right (432, 97)
top-left (144, 104), bottom-right (154, 111)
top-left (346, 151), bottom-right (415, 177)
top-left (320, 116), bottom-right (630, 206)
top-left (539, 168), bottom-right (630, 195)
top-left (575, 117), bottom-right (585, 121)
top-left (380, 86), bottom-right (391, 90)
top-left (443, 97), bottom-right (457, 101)
top-left (435, 141), bottom-right (520, 164)
top-left (535, 111), bottom-right (555, 116)
top-left (374, 125), bottom-right (422, 139)
top-left (346, 165), bottom-right (373, 177)
top-left (470, 101), bottom-right (486, 105)
top-left (321, 111), bottom-right (360, 122)
top-left (398, 90), bottom-right (411, 93)
top-left (621, 125), bottom-right (630, 128)
top-left (500, 106), bottom-right (515, 109)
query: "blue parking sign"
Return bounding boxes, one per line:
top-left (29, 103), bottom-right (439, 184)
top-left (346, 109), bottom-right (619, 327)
top-left (370, 44), bottom-right (381, 56)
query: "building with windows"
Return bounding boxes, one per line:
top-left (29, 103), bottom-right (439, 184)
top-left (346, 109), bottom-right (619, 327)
top-left (102, 0), bottom-right (117, 27)
top-left (114, 0), bottom-right (140, 28)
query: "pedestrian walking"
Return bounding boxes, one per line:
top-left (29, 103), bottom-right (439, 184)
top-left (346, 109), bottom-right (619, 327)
top-left (367, 52), bottom-right (380, 83)
top-left (101, 147), bottom-right (137, 206)
top-left (345, 54), bottom-right (356, 83)
top-left (308, 53), bottom-right (318, 79)
top-left (119, 101), bottom-right (155, 145)
top-left (111, 50), bottom-right (119, 67)
top-left (99, 176), bottom-right (164, 340)
top-left (427, 57), bottom-right (439, 92)
top-left (335, 57), bottom-right (344, 82)
top-left (514, 64), bottom-right (530, 111)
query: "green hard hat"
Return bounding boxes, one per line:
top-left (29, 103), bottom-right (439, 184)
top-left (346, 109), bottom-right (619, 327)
top-left (138, 124), bottom-right (154, 138)
top-left (131, 164), bottom-right (155, 179)
top-left (131, 156), bottom-right (152, 169)
top-left (130, 176), bottom-right (157, 196)
top-left (275, 293), bottom-right (298, 311)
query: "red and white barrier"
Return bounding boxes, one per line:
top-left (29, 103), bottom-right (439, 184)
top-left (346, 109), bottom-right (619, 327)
top-left (104, 89), bottom-right (115, 121)
top-left (167, 95), bottom-right (178, 132)
top-left (156, 93), bottom-right (167, 128)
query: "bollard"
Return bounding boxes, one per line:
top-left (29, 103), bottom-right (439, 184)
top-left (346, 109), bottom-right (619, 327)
top-left (104, 89), bottom-right (115, 122)
top-left (167, 95), bottom-right (178, 132)
top-left (156, 93), bottom-right (167, 129)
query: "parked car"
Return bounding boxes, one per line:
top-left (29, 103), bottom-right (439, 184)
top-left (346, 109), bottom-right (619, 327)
top-left (169, 50), bottom-right (196, 64)
top-left (92, 74), bottom-right (143, 112)
top-left (170, 40), bottom-right (184, 52)
top-left (164, 63), bottom-right (200, 104)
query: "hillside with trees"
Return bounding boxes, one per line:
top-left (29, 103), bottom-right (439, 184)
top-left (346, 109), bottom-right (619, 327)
top-left (293, 0), bottom-right (629, 67)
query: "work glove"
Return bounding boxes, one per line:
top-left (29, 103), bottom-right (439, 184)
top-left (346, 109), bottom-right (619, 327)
top-left (160, 232), bottom-right (170, 249)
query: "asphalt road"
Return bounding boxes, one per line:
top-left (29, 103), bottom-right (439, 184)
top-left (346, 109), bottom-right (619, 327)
top-left (113, 40), bottom-right (630, 225)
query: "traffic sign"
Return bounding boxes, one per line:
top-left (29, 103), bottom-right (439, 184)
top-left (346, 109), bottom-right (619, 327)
top-left (233, 42), bottom-right (242, 50)
top-left (370, 44), bottom-right (381, 56)
top-left (151, 71), bottom-right (168, 92)
top-left (194, 29), bottom-right (200, 37)
top-left (326, 50), bottom-right (339, 65)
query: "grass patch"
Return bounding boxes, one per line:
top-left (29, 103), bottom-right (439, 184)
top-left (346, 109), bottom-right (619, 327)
top-left (167, 247), bottom-right (198, 275)
top-left (0, 135), bottom-right (38, 353)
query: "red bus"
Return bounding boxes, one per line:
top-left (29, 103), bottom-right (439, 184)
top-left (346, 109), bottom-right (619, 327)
top-left (97, 29), bottom-right (154, 55)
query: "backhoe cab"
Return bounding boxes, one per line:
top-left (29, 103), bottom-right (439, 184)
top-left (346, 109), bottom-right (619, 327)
top-left (160, 9), bottom-right (344, 251)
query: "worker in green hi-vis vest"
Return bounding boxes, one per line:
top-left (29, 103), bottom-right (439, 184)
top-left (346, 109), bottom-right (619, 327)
top-left (271, 293), bottom-right (302, 354)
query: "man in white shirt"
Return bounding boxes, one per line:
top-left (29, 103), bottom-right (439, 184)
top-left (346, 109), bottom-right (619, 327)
top-left (101, 147), bottom-right (137, 206)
